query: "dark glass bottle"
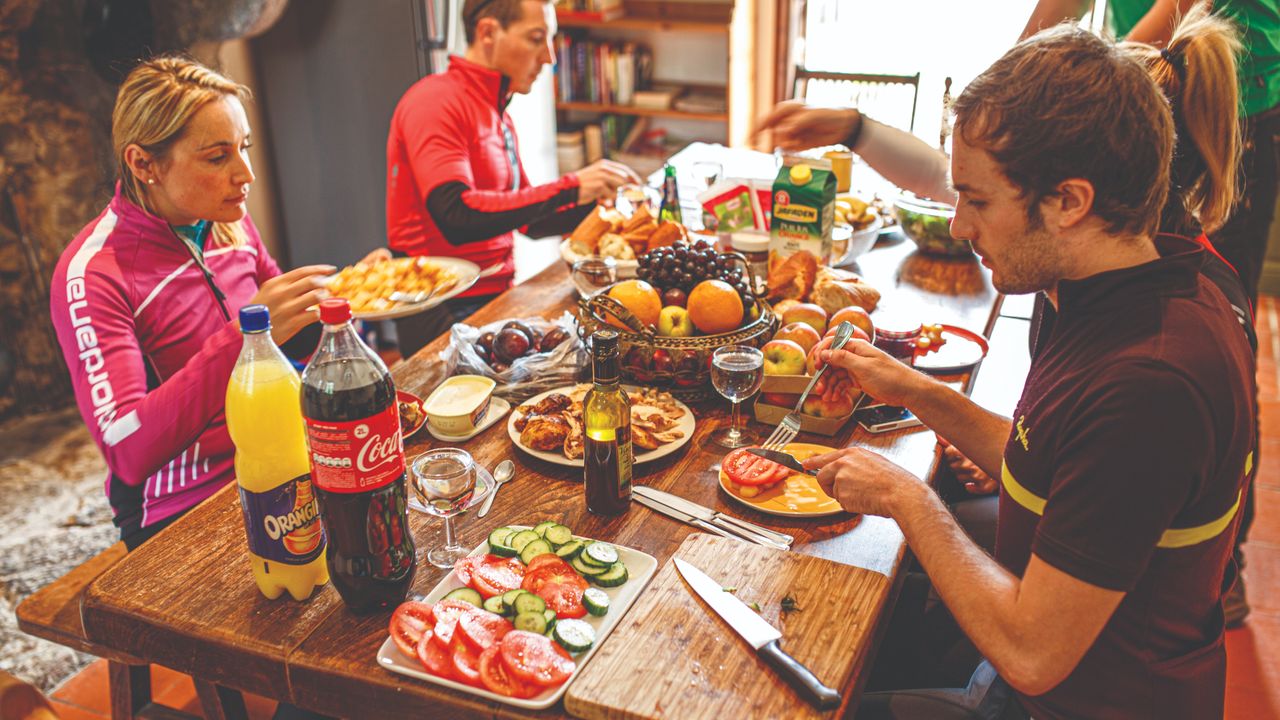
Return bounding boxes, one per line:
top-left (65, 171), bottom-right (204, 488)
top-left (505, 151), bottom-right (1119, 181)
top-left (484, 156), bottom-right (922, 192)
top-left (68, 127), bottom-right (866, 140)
top-left (658, 163), bottom-right (683, 225)
top-left (583, 330), bottom-right (632, 515)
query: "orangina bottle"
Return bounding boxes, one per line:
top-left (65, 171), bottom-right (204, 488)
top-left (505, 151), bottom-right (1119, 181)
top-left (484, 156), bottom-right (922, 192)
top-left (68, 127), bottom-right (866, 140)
top-left (226, 304), bottom-right (328, 600)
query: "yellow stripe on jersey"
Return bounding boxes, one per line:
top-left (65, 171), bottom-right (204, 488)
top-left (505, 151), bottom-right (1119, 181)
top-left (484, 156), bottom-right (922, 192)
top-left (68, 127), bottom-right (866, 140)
top-left (999, 459), bottom-right (1243, 549)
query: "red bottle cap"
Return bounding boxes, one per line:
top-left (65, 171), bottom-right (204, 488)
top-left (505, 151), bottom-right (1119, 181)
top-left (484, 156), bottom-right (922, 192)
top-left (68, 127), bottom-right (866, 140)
top-left (318, 298), bottom-right (352, 324)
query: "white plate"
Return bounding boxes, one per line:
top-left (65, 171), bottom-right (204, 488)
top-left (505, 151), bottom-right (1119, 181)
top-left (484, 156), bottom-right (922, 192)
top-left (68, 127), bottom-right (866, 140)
top-left (506, 386), bottom-right (696, 468)
top-left (427, 397), bottom-right (512, 443)
top-left (559, 239), bottom-right (639, 279)
top-left (328, 257), bottom-right (483, 322)
top-left (377, 528), bottom-right (659, 710)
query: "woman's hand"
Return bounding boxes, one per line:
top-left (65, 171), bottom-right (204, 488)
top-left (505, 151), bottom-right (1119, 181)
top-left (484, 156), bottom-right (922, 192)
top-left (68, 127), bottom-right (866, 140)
top-left (360, 247), bottom-right (392, 264)
top-left (810, 336), bottom-right (923, 408)
top-left (575, 160), bottom-right (643, 205)
top-left (755, 101), bottom-right (861, 152)
top-left (247, 264), bottom-right (335, 345)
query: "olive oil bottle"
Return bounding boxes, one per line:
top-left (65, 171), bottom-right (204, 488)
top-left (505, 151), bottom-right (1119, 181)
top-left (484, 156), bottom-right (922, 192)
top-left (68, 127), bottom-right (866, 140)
top-left (583, 330), bottom-right (632, 515)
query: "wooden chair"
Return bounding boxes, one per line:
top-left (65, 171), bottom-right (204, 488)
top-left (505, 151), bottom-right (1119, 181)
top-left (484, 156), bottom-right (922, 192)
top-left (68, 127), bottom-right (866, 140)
top-left (792, 69), bottom-right (921, 133)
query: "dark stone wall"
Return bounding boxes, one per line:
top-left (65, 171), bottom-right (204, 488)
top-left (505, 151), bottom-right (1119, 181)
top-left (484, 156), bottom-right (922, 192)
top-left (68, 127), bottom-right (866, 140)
top-left (0, 0), bottom-right (285, 421)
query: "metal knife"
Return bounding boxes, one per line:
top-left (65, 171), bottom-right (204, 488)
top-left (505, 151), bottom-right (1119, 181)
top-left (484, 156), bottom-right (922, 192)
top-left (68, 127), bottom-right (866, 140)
top-left (747, 447), bottom-right (818, 476)
top-left (634, 486), bottom-right (793, 548)
top-left (634, 494), bottom-right (765, 547)
top-left (674, 558), bottom-right (842, 710)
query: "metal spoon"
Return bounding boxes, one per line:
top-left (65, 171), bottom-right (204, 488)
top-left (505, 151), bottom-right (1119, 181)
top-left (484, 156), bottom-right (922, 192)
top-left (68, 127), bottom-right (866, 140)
top-left (477, 460), bottom-right (515, 518)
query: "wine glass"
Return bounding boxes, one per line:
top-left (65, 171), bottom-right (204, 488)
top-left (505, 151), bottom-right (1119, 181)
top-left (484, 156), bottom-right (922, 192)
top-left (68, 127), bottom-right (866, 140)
top-left (692, 160), bottom-right (723, 190)
top-left (710, 345), bottom-right (765, 448)
top-left (571, 257), bottom-right (618, 298)
top-left (409, 448), bottom-right (491, 568)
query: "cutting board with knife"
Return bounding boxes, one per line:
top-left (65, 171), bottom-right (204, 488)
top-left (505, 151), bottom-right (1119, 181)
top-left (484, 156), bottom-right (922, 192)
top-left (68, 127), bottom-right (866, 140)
top-left (564, 533), bottom-right (892, 719)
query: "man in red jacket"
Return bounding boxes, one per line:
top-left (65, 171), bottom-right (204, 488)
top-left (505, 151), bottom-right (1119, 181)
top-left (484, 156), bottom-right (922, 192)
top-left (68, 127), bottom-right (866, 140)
top-left (386, 0), bottom-right (639, 355)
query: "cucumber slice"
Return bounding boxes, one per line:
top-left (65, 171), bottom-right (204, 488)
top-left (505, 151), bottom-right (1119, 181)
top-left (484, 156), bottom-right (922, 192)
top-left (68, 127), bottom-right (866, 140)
top-left (508, 530), bottom-right (540, 553)
top-left (482, 595), bottom-right (507, 615)
top-left (571, 555), bottom-right (607, 576)
top-left (584, 542), bottom-right (619, 566)
top-left (591, 561), bottom-right (629, 588)
top-left (542, 608), bottom-right (557, 628)
top-left (543, 524), bottom-right (574, 547)
top-left (533, 520), bottom-right (557, 537)
top-left (553, 618), bottom-right (596, 653)
top-left (488, 527), bottom-right (515, 548)
top-left (488, 541), bottom-right (519, 558)
top-left (576, 544), bottom-right (609, 568)
top-left (442, 587), bottom-right (483, 607)
top-left (519, 538), bottom-right (554, 565)
top-left (554, 540), bottom-right (584, 560)
top-left (501, 589), bottom-right (527, 612)
top-left (583, 587), bottom-right (610, 616)
top-left (514, 611), bottom-right (548, 634)
top-left (513, 592), bottom-right (547, 615)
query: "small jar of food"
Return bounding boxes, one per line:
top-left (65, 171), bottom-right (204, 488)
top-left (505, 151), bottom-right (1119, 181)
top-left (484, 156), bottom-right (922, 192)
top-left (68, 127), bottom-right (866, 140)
top-left (728, 232), bottom-right (769, 294)
top-left (873, 315), bottom-right (922, 363)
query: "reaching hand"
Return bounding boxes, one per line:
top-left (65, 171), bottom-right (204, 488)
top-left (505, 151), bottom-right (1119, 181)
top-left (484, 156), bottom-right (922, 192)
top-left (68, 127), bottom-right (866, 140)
top-left (938, 437), bottom-right (999, 495)
top-left (359, 247), bottom-right (392, 264)
top-left (802, 445), bottom-right (922, 517)
top-left (810, 336), bottom-right (921, 408)
top-left (247, 264), bottom-right (335, 345)
top-left (754, 101), bottom-right (861, 152)
top-left (574, 160), bottom-right (643, 205)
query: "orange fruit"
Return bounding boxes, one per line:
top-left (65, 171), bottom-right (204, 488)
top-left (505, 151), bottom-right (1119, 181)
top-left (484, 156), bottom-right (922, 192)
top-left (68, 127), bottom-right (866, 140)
top-left (687, 280), bottom-right (744, 334)
top-left (607, 279), bottom-right (663, 329)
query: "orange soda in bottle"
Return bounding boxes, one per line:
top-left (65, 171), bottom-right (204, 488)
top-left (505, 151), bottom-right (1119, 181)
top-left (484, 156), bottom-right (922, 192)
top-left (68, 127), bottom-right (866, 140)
top-left (226, 304), bottom-right (328, 600)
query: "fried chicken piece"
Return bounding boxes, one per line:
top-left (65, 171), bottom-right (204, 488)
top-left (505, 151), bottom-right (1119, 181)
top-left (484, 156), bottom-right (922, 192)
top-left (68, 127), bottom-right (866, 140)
top-left (632, 425), bottom-right (661, 451)
top-left (528, 393), bottom-right (573, 416)
top-left (562, 412), bottom-right (584, 459)
top-left (520, 414), bottom-right (570, 452)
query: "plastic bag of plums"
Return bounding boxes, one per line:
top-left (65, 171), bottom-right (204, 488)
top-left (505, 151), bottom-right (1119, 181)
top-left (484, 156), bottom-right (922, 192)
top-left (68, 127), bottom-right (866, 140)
top-left (440, 312), bottom-right (589, 402)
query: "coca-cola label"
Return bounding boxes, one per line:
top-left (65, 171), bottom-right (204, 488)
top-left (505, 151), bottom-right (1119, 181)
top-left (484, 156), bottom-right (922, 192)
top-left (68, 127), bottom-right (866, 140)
top-left (238, 474), bottom-right (325, 565)
top-left (305, 405), bottom-right (405, 493)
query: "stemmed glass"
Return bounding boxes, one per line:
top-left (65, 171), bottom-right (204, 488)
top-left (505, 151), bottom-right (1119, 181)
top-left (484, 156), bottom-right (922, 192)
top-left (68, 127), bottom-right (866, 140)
top-left (571, 257), bottom-right (618, 298)
top-left (710, 345), bottom-right (765, 448)
top-left (409, 448), bottom-right (492, 568)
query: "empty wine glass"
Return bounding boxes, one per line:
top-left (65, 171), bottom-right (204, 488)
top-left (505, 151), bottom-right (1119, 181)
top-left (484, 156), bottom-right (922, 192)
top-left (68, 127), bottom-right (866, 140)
top-left (711, 345), bottom-right (765, 448)
top-left (571, 257), bottom-right (618, 298)
top-left (410, 448), bottom-right (491, 568)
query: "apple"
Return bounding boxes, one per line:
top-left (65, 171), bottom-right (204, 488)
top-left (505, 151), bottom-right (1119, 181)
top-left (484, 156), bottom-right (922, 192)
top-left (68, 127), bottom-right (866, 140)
top-left (658, 306), bottom-right (695, 337)
top-left (773, 299), bottom-right (801, 316)
top-left (661, 287), bottom-right (689, 308)
top-left (653, 348), bottom-right (672, 374)
top-left (762, 339), bottom-right (807, 376)
top-left (804, 391), bottom-right (856, 418)
top-left (761, 392), bottom-right (802, 407)
top-left (774, 322), bottom-right (821, 355)
top-left (830, 306), bottom-right (875, 341)
top-left (782, 303), bottom-right (829, 335)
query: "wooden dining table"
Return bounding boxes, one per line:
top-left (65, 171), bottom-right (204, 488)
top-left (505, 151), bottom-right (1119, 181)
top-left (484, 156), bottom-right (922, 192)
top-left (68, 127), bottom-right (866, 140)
top-left (71, 232), bottom-right (998, 719)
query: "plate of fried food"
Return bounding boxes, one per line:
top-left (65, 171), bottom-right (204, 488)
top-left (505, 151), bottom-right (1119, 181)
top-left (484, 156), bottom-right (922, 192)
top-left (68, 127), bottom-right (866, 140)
top-left (325, 256), bottom-right (481, 321)
top-left (507, 384), bottom-right (695, 467)
top-left (397, 390), bottom-right (428, 439)
top-left (560, 205), bottom-right (688, 279)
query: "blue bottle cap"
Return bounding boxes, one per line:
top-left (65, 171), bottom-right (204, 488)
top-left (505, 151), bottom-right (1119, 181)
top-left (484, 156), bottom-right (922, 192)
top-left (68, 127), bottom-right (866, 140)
top-left (239, 304), bottom-right (271, 333)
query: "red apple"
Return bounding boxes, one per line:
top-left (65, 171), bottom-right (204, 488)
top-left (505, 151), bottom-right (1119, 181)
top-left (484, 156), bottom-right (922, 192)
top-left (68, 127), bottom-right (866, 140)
top-left (830, 306), bottom-right (875, 340)
top-left (773, 322), bottom-right (821, 355)
top-left (762, 339), bottom-right (807, 376)
top-left (782, 303), bottom-right (829, 335)
top-left (760, 392), bottom-right (802, 407)
top-left (772, 299), bottom-right (801, 316)
top-left (804, 391), bottom-right (856, 418)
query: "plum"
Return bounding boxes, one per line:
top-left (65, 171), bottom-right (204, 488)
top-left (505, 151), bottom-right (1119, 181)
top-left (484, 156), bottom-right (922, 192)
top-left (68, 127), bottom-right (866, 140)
top-left (493, 327), bottom-right (531, 362)
top-left (539, 327), bottom-right (571, 352)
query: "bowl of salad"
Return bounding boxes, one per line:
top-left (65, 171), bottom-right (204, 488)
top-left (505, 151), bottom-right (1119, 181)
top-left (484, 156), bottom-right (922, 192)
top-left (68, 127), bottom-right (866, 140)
top-left (893, 196), bottom-right (972, 256)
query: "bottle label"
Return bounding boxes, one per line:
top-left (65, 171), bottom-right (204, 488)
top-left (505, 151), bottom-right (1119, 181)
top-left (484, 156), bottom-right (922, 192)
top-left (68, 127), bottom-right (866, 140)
top-left (238, 474), bottom-right (325, 564)
top-left (304, 405), bottom-right (405, 493)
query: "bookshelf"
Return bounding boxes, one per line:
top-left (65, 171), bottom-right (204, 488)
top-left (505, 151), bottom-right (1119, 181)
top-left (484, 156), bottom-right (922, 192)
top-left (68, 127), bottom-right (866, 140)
top-left (556, 16), bottom-right (729, 33)
top-left (555, 101), bottom-right (728, 122)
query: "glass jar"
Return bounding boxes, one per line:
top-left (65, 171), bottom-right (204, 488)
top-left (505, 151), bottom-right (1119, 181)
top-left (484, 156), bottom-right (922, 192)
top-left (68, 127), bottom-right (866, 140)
top-left (874, 315), bottom-right (922, 363)
top-left (728, 232), bottom-right (769, 295)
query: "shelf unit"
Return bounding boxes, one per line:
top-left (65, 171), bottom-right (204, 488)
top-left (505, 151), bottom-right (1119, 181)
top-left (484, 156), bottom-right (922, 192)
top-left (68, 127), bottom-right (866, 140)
top-left (555, 101), bottom-right (728, 122)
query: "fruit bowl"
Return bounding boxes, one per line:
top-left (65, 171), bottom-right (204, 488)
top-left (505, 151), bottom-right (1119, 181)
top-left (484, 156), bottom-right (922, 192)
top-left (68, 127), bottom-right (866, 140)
top-left (893, 196), bottom-right (972, 256)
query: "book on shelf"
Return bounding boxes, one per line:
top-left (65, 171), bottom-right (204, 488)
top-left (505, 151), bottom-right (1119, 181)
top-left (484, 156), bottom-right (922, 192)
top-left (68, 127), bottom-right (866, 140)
top-left (555, 0), bottom-right (624, 22)
top-left (554, 33), bottom-right (653, 107)
top-left (672, 89), bottom-right (726, 114)
top-left (632, 86), bottom-right (680, 110)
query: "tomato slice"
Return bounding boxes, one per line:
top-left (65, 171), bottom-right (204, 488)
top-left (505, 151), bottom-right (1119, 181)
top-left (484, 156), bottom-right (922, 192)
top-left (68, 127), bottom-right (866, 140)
top-left (723, 447), bottom-right (790, 487)
top-left (431, 600), bottom-right (477, 647)
top-left (500, 630), bottom-right (576, 687)
top-left (451, 641), bottom-right (483, 686)
top-left (478, 644), bottom-right (539, 698)
top-left (459, 610), bottom-right (513, 652)
top-left (453, 555), bottom-right (483, 586)
top-left (521, 562), bottom-right (589, 619)
top-left (471, 556), bottom-right (526, 598)
top-left (388, 601), bottom-right (433, 659)
top-left (525, 553), bottom-right (563, 573)
top-left (416, 630), bottom-right (454, 679)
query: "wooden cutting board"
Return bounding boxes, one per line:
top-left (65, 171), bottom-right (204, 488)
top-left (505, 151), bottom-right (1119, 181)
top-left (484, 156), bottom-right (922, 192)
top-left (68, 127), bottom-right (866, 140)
top-left (565, 533), bottom-right (892, 719)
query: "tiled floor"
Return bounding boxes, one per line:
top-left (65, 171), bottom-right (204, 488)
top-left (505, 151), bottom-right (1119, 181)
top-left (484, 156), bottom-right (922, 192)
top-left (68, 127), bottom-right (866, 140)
top-left (40, 297), bottom-right (1280, 718)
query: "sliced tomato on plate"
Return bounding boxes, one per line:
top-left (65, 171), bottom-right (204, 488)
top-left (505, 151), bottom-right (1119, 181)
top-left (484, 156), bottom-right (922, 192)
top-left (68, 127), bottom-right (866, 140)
top-left (416, 630), bottom-right (454, 679)
top-left (453, 555), bottom-right (484, 586)
top-left (431, 599), bottom-right (478, 646)
top-left (388, 601), bottom-right (434, 659)
top-left (459, 610), bottom-right (513, 652)
top-left (478, 644), bottom-right (539, 699)
top-left (521, 560), bottom-right (589, 619)
top-left (500, 630), bottom-right (576, 687)
top-left (723, 447), bottom-right (791, 487)
top-left (524, 552), bottom-right (561, 571)
top-left (471, 556), bottom-right (526, 598)
top-left (451, 641), bottom-right (484, 686)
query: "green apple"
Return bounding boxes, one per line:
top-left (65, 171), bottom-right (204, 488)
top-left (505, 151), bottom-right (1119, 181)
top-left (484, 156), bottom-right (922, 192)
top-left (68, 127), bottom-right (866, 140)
top-left (658, 305), bottom-right (695, 337)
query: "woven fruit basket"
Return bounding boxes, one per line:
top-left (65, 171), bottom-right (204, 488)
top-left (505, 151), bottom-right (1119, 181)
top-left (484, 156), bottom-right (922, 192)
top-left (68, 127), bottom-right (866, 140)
top-left (576, 253), bottom-right (778, 402)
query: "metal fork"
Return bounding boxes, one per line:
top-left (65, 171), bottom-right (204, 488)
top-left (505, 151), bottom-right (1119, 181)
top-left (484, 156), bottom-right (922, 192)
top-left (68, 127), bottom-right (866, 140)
top-left (761, 321), bottom-right (857, 450)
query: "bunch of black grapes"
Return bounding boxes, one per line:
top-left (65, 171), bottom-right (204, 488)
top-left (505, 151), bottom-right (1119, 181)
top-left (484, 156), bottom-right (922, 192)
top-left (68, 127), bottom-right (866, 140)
top-left (636, 239), bottom-right (754, 307)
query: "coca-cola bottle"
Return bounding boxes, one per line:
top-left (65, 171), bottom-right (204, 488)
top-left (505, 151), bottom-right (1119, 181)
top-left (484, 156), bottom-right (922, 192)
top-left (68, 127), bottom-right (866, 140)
top-left (301, 298), bottom-right (415, 613)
